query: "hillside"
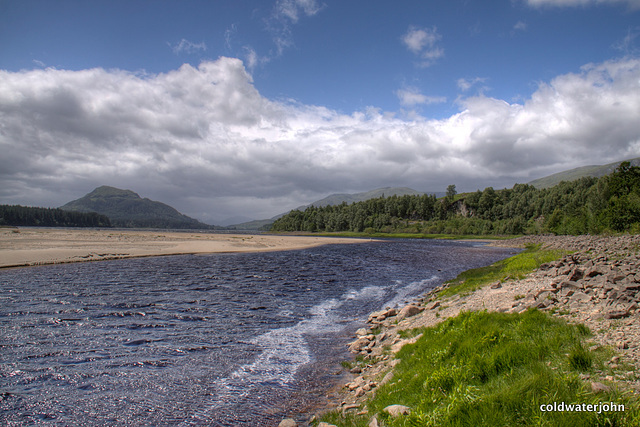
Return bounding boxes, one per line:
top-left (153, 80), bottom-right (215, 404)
top-left (60, 186), bottom-right (216, 229)
top-left (272, 161), bottom-right (640, 235)
top-left (528, 157), bottom-right (640, 188)
top-left (229, 187), bottom-right (444, 230)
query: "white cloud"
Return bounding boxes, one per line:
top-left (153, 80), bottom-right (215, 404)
top-left (402, 26), bottom-right (444, 67)
top-left (526, 0), bottom-right (640, 8)
top-left (396, 87), bottom-right (446, 106)
top-left (614, 28), bottom-right (640, 54)
top-left (170, 39), bottom-right (207, 55)
top-left (457, 77), bottom-right (488, 92)
top-left (513, 21), bottom-right (528, 31)
top-left (1, 57), bottom-right (640, 222)
top-left (269, 0), bottom-right (323, 55)
top-left (274, 0), bottom-right (322, 23)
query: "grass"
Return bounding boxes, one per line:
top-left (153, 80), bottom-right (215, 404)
top-left (320, 310), bottom-right (639, 426)
top-left (437, 244), bottom-right (568, 299)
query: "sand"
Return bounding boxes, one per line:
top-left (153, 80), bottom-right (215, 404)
top-left (0, 227), bottom-right (365, 269)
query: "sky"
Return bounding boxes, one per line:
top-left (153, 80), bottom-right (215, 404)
top-left (1, 0), bottom-right (640, 225)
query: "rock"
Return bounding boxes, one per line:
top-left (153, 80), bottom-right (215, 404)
top-left (396, 304), bottom-right (423, 321)
top-left (569, 292), bottom-right (592, 304)
top-left (380, 371), bottom-right (394, 386)
top-left (568, 267), bottom-right (584, 281)
top-left (617, 340), bottom-right (629, 350)
top-left (350, 366), bottom-right (362, 374)
top-left (356, 328), bottom-right (369, 336)
top-left (348, 337), bottom-right (371, 353)
top-left (278, 419), bottom-right (297, 427)
top-left (591, 382), bottom-right (610, 393)
top-left (368, 308), bottom-right (397, 323)
top-left (490, 282), bottom-right (502, 289)
top-left (384, 404), bottom-right (411, 417)
top-left (605, 310), bottom-right (630, 319)
top-left (369, 416), bottom-right (379, 427)
top-left (427, 301), bottom-right (440, 309)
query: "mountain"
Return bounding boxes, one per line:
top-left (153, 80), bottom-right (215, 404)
top-left (60, 186), bottom-right (216, 229)
top-left (528, 157), bottom-right (640, 189)
top-left (229, 187), bottom-right (444, 230)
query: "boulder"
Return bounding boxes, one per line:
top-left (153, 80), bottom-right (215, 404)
top-left (278, 419), bottom-right (297, 427)
top-left (591, 382), bottom-right (610, 393)
top-left (396, 304), bottom-right (423, 321)
top-left (384, 404), bottom-right (411, 417)
top-left (348, 337), bottom-right (371, 353)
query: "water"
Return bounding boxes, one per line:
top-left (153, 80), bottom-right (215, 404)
top-left (0, 239), bottom-right (516, 426)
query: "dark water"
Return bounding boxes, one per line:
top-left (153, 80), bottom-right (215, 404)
top-left (0, 239), bottom-right (516, 426)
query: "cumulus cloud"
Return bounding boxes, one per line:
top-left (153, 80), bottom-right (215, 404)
top-left (1, 57), bottom-right (640, 223)
top-left (402, 26), bottom-right (444, 67)
top-left (526, 0), bottom-right (640, 8)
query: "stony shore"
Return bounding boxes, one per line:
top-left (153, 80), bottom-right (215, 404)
top-left (281, 234), bottom-right (640, 427)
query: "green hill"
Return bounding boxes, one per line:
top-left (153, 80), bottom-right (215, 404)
top-left (529, 157), bottom-right (640, 189)
top-left (60, 186), bottom-right (216, 229)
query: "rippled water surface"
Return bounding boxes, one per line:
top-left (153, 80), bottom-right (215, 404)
top-left (0, 239), bottom-right (516, 426)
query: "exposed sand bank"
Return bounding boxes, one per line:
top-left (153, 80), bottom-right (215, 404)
top-left (0, 228), bottom-right (365, 269)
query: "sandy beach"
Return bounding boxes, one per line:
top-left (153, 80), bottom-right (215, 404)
top-left (0, 227), bottom-right (364, 269)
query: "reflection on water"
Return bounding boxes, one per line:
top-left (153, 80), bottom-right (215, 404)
top-left (0, 239), bottom-right (515, 426)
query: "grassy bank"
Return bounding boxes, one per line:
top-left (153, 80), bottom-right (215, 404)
top-left (318, 243), bottom-right (640, 426)
top-left (438, 243), bottom-right (568, 299)
top-left (322, 310), bottom-right (638, 426)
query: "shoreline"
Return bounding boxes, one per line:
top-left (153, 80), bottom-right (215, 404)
top-left (0, 227), bottom-right (366, 269)
top-left (299, 234), bottom-right (640, 426)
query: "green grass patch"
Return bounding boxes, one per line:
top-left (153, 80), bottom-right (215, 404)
top-left (438, 244), bottom-right (567, 299)
top-left (321, 310), bottom-right (639, 426)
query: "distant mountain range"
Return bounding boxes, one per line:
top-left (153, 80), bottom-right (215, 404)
top-left (57, 158), bottom-right (638, 231)
top-left (528, 157), bottom-right (640, 189)
top-left (228, 187), bottom-right (446, 230)
top-left (60, 186), bottom-right (217, 229)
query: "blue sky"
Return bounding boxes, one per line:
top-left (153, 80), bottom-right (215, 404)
top-left (1, 0), bottom-right (640, 223)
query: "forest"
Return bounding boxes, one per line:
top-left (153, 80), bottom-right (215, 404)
top-left (0, 205), bottom-right (112, 228)
top-left (271, 162), bottom-right (640, 236)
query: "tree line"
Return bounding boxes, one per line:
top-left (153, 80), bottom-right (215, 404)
top-left (271, 162), bottom-right (640, 236)
top-left (0, 205), bottom-right (112, 228)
